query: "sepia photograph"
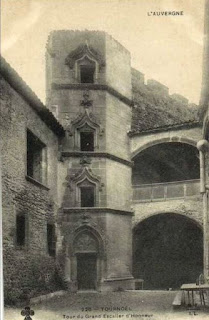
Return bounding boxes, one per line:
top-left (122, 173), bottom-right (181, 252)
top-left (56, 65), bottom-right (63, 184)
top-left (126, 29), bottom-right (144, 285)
top-left (1, 0), bottom-right (209, 319)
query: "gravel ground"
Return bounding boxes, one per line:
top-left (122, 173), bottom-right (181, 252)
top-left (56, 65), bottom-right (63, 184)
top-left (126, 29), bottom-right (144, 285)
top-left (4, 291), bottom-right (209, 320)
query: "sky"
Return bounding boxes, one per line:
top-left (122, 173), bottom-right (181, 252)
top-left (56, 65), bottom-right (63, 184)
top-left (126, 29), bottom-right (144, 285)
top-left (1, 0), bottom-right (206, 104)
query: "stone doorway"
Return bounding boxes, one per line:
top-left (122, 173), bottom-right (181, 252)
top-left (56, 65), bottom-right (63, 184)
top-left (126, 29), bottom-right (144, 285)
top-left (68, 227), bottom-right (104, 291)
top-left (77, 253), bottom-right (97, 290)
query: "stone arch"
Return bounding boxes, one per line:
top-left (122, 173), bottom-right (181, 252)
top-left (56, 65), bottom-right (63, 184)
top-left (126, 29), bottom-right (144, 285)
top-left (132, 136), bottom-right (197, 159)
top-left (65, 41), bottom-right (105, 83)
top-left (65, 225), bottom-right (105, 291)
top-left (133, 210), bottom-right (203, 231)
top-left (67, 109), bottom-right (103, 151)
top-left (65, 42), bottom-right (105, 70)
top-left (133, 212), bottom-right (203, 289)
top-left (131, 138), bottom-right (200, 186)
top-left (72, 225), bottom-right (105, 257)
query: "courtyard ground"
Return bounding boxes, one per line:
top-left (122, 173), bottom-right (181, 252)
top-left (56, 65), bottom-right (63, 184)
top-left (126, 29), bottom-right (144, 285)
top-left (4, 291), bottom-right (209, 320)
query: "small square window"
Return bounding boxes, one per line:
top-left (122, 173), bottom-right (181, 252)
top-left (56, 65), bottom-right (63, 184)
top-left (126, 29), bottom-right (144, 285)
top-left (47, 224), bottom-right (56, 257)
top-left (80, 65), bottom-right (95, 83)
top-left (80, 186), bottom-right (95, 207)
top-left (80, 132), bottom-right (94, 151)
top-left (16, 215), bottom-right (26, 247)
top-left (27, 130), bottom-right (46, 183)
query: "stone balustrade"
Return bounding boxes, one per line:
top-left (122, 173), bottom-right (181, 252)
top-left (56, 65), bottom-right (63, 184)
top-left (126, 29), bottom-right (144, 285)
top-left (132, 179), bottom-right (200, 202)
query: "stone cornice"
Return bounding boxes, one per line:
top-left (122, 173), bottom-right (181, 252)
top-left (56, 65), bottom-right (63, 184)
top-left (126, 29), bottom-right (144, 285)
top-left (61, 151), bottom-right (133, 167)
top-left (52, 83), bottom-right (133, 107)
top-left (62, 207), bottom-right (134, 216)
top-left (1, 56), bottom-right (65, 137)
top-left (129, 121), bottom-right (201, 137)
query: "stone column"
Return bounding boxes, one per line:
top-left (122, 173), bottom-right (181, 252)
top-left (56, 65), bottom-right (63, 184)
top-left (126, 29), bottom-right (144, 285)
top-left (197, 140), bottom-right (209, 280)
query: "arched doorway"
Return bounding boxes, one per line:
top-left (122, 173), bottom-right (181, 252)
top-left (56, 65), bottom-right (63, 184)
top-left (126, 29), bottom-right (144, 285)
top-left (74, 231), bottom-right (98, 290)
top-left (133, 214), bottom-right (203, 289)
top-left (72, 228), bottom-right (103, 291)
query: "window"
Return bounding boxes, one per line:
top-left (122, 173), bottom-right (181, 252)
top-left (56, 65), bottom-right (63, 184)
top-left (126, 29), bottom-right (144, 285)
top-left (80, 186), bottom-right (95, 207)
top-left (80, 65), bottom-right (95, 83)
top-left (80, 131), bottom-right (94, 151)
top-left (47, 224), bottom-right (56, 257)
top-left (16, 215), bottom-right (26, 247)
top-left (77, 56), bottom-right (96, 84)
top-left (27, 130), bottom-right (46, 183)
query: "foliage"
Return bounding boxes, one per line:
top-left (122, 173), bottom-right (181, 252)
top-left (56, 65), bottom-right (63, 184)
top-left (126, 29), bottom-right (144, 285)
top-left (3, 248), bottom-right (65, 305)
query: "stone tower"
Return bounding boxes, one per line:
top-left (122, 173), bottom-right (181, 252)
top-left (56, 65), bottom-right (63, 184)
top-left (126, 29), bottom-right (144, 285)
top-left (46, 30), bottom-right (134, 291)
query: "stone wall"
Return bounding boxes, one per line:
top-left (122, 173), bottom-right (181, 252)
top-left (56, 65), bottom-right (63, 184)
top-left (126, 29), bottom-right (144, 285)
top-left (105, 213), bottom-right (133, 279)
top-left (0, 74), bottom-right (62, 303)
top-left (106, 93), bottom-right (131, 160)
top-left (106, 160), bottom-right (132, 211)
top-left (200, 0), bottom-right (209, 110)
top-left (132, 197), bottom-right (203, 228)
top-left (131, 68), bottom-right (199, 133)
top-left (1, 74), bottom-right (59, 250)
top-left (105, 33), bottom-right (132, 99)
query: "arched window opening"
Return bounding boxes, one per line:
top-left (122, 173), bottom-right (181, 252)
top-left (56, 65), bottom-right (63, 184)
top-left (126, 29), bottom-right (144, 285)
top-left (77, 123), bottom-right (96, 151)
top-left (80, 130), bottom-right (94, 151)
top-left (77, 56), bottom-right (96, 84)
top-left (80, 65), bottom-right (95, 83)
top-left (78, 179), bottom-right (96, 207)
top-left (65, 42), bottom-right (105, 86)
top-left (70, 109), bottom-right (102, 152)
top-left (132, 142), bottom-right (199, 185)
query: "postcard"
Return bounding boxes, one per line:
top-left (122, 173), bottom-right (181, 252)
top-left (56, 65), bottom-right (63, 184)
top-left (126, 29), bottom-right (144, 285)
top-left (1, 0), bottom-right (209, 319)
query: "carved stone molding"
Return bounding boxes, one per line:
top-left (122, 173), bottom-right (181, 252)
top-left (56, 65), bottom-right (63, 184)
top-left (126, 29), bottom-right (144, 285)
top-left (74, 232), bottom-right (98, 253)
top-left (72, 223), bottom-right (106, 256)
top-left (65, 41), bottom-right (105, 70)
top-left (70, 167), bottom-right (102, 186)
top-left (71, 109), bottom-right (101, 132)
top-left (62, 151), bottom-right (133, 167)
top-left (63, 207), bottom-right (134, 216)
top-left (52, 83), bottom-right (133, 107)
top-left (80, 90), bottom-right (93, 108)
top-left (80, 155), bottom-right (92, 166)
top-left (67, 109), bottom-right (104, 150)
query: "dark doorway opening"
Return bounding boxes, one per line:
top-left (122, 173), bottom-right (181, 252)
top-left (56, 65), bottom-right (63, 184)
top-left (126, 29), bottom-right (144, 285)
top-left (133, 214), bottom-right (203, 290)
top-left (77, 253), bottom-right (97, 290)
